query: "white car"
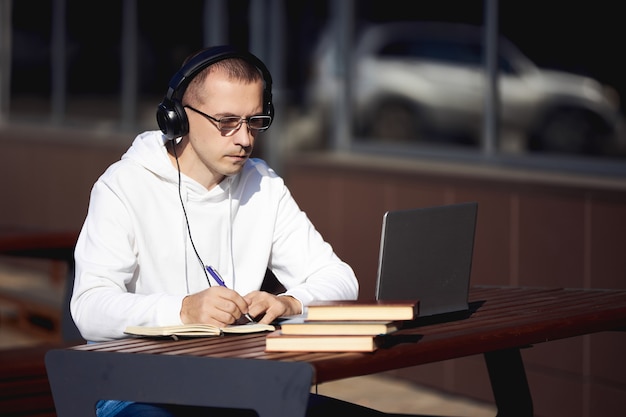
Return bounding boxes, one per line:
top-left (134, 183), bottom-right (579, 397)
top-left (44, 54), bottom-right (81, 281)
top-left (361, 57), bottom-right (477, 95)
top-left (306, 22), bottom-right (623, 155)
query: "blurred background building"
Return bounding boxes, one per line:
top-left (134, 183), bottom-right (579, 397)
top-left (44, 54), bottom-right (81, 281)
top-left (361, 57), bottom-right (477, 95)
top-left (3, 0), bottom-right (626, 171)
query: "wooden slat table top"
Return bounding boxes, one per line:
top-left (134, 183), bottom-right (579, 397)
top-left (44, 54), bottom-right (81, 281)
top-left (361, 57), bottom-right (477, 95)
top-left (68, 286), bottom-right (626, 384)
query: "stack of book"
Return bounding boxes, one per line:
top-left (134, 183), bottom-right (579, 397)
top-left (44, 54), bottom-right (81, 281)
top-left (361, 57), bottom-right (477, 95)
top-left (265, 299), bottom-right (419, 352)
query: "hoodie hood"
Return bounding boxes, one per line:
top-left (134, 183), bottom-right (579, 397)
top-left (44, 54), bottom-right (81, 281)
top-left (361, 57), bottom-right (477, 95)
top-left (122, 130), bottom-right (177, 183)
top-left (121, 130), bottom-right (231, 203)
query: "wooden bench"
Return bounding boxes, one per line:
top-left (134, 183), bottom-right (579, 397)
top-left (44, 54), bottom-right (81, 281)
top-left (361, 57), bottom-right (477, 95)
top-left (0, 230), bottom-right (81, 417)
top-left (0, 282), bottom-right (63, 342)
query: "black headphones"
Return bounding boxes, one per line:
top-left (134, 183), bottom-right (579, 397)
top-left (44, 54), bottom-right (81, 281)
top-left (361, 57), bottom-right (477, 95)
top-left (156, 45), bottom-right (274, 140)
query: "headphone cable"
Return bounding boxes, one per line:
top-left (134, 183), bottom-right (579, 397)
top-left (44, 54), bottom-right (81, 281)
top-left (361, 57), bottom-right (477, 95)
top-left (170, 139), bottom-right (212, 287)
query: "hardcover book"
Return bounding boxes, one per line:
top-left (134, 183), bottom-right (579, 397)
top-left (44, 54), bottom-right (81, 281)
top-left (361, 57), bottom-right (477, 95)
top-left (279, 317), bottom-right (401, 336)
top-left (265, 330), bottom-right (383, 352)
top-left (306, 299), bottom-right (419, 321)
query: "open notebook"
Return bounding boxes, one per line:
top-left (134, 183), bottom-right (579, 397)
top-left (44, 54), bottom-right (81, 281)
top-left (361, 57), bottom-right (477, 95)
top-left (375, 202), bottom-right (478, 322)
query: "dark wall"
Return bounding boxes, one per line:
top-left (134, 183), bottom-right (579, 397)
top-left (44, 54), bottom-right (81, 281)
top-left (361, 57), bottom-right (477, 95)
top-left (284, 153), bottom-right (626, 417)
top-left (0, 125), bottom-right (128, 232)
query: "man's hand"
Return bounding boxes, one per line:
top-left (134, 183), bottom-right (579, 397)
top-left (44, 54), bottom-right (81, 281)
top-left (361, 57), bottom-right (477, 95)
top-left (180, 286), bottom-right (251, 327)
top-left (244, 291), bottom-right (302, 324)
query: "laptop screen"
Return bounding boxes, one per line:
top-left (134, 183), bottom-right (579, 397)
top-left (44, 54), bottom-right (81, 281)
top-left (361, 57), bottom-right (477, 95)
top-left (375, 202), bottom-right (478, 318)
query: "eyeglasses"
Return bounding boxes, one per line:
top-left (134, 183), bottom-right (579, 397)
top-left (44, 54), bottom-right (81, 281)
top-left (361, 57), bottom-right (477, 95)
top-left (184, 105), bottom-right (272, 136)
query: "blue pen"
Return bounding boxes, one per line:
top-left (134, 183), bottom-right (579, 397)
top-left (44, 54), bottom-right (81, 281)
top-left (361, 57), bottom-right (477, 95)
top-left (206, 265), bottom-right (227, 287)
top-left (206, 265), bottom-right (254, 322)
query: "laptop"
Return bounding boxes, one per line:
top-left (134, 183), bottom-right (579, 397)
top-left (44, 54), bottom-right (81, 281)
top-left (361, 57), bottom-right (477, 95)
top-left (375, 202), bottom-right (478, 322)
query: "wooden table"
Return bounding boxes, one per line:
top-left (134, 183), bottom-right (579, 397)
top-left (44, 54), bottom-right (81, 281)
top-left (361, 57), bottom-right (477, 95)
top-left (45, 286), bottom-right (626, 417)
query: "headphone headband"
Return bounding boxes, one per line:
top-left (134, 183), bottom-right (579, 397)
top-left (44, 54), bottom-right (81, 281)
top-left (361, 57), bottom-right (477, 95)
top-left (156, 45), bottom-right (274, 140)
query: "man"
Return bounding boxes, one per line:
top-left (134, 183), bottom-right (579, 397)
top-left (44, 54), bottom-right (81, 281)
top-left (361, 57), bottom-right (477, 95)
top-left (71, 46), bottom-right (388, 416)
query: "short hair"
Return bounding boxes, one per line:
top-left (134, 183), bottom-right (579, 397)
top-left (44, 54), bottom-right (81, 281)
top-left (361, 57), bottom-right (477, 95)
top-left (183, 58), bottom-right (264, 106)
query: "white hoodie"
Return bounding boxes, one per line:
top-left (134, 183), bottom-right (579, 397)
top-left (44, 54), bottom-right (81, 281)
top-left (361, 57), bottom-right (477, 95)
top-left (71, 130), bottom-right (358, 341)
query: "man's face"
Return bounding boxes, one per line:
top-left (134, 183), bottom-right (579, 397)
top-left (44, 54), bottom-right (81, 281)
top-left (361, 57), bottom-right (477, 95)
top-left (182, 69), bottom-right (265, 189)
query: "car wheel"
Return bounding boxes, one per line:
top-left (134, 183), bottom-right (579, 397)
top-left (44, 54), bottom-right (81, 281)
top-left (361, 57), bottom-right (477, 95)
top-left (364, 101), bottom-right (421, 142)
top-left (531, 108), bottom-right (600, 154)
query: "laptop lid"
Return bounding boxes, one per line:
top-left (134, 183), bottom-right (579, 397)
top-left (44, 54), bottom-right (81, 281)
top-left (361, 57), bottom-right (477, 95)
top-left (375, 202), bottom-right (478, 319)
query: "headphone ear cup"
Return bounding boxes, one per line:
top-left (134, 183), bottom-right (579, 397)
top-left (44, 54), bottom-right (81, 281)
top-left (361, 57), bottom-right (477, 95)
top-left (265, 93), bottom-right (275, 125)
top-left (157, 98), bottom-right (188, 140)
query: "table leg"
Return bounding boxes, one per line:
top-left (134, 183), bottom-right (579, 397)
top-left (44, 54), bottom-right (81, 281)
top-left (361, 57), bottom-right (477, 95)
top-left (484, 348), bottom-right (533, 417)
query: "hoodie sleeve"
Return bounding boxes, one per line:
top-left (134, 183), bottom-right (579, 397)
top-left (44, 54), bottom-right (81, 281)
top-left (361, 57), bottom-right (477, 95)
top-left (71, 168), bottom-right (185, 342)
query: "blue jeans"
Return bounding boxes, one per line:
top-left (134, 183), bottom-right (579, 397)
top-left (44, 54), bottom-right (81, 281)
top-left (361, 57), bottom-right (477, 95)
top-left (95, 400), bottom-right (132, 417)
top-left (96, 395), bottom-right (389, 416)
top-left (97, 400), bottom-right (256, 416)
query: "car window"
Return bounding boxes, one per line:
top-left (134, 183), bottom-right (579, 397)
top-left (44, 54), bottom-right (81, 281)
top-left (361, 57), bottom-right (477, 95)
top-left (378, 39), bottom-right (483, 67)
top-left (498, 56), bottom-right (516, 75)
